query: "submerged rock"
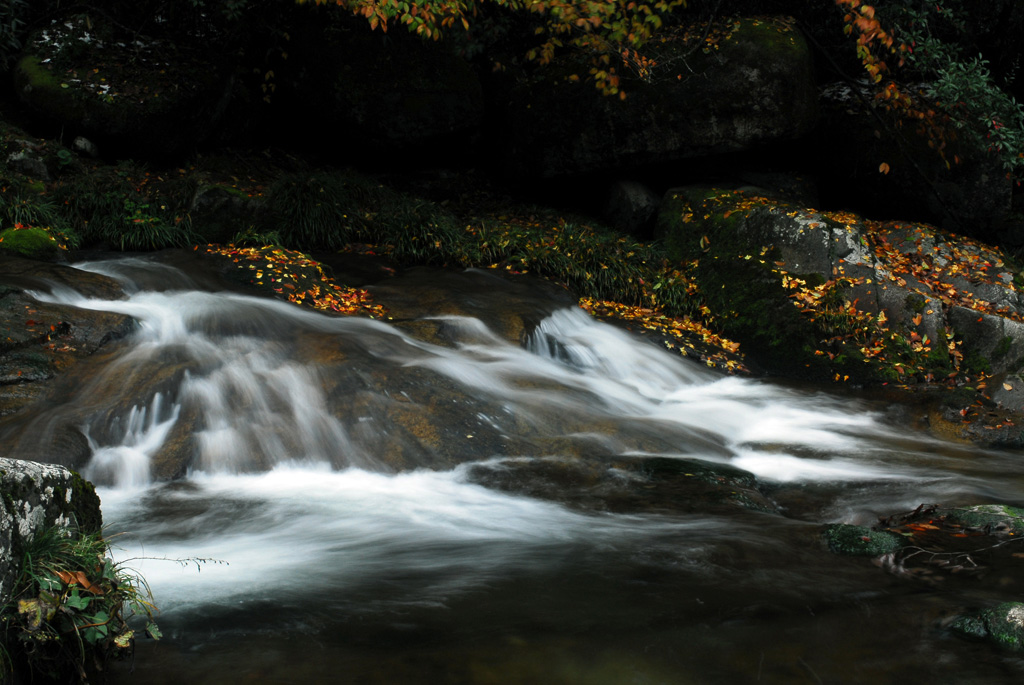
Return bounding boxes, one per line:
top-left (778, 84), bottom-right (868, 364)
top-left (938, 504), bottom-right (1024, 534)
top-left (952, 602), bottom-right (1024, 651)
top-left (822, 523), bottom-right (905, 557)
top-left (655, 185), bottom-right (1024, 386)
top-left (466, 455), bottom-right (779, 515)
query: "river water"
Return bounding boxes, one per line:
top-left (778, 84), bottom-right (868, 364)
top-left (13, 255), bottom-right (1024, 683)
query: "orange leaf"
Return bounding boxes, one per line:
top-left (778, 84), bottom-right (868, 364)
top-left (878, 162), bottom-right (890, 174)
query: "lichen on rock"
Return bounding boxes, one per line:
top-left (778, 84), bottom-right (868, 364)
top-left (0, 458), bottom-right (102, 607)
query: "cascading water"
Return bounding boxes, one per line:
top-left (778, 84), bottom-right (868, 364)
top-left (11, 255), bottom-right (1024, 683)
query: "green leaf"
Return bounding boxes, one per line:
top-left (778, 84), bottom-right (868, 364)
top-left (65, 589), bottom-right (90, 611)
top-left (146, 622), bottom-right (163, 640)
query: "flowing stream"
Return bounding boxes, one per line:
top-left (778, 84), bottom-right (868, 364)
top-left (10, 255), bottom-right (1024, 683)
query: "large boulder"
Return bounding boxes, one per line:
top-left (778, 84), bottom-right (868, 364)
top-left (495, 16), bottom-right (818, 179)
top-left (0, 458), bottom-right (102, 607)
top-left (655, 186), bottom-right (1024, 382)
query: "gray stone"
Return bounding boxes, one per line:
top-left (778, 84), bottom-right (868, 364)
top-left (72, 136), bottom-right (99, 158)
top-left (992, 375), bottom-right (1024, 412)
top-left (0, 458), bottom-right (101, 607)
top-left (823, 523), bottom-right (905, 556)
top-left (6, 149), bottom-right (49, 180)
top-left (947, 306), bottom-right (1024, 375)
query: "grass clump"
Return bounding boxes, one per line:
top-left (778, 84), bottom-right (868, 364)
top-left (1, 527), bottom-right (160, 684)
top-left (261, 171), bottom-right (469, 265)
top-left (50, 162), bottom-right (197, 251)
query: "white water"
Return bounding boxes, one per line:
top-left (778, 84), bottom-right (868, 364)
top-left (18, 257), bottom-right (1024, 682)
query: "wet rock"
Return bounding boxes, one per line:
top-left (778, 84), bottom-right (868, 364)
top-left (952, 602), bottom-right (1024, 651)
top-left (369, 267), bottom-right (576, 346)
top-left (822, 524), bottom-right (905, 556)
top-left (466, 455), bottom-right (779, 515)
top-left (938, 504), bottom-right (1024, 535)
top-left (0, 256), bottom-right (134, 420)
top-left (864, 503), bottom-right (1024, 587)
top-left (0, 258), bottom-right (136, 471)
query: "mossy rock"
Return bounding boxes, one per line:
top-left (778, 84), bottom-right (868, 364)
top-left (654, 188), bottom-right (830, 377)
top-left (939, 504), bottom-right (1024, 534)
top-left (952, 602), bottom-right (1024, 651)
top-left (0, 459), bottom-right (103, 606)
top-left (823, 523), bottom-right (905, 556)
top-left (0, 227), bottom-right (62, 261)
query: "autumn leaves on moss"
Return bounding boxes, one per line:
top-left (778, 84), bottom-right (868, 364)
top-left (656, 187), bottom-right (1021, 385)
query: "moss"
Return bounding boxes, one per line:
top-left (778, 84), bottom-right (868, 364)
top-left (0, 227), bottom-right (61, 261)
top-left (963, 347), bottom-right (993, 375)
top-left (65, 471), bottom-right (102, 535)
top-left (14, 55), bottom-right (89, 123)
top-left (994, 335), bottom-right (1014, 359)
top-left (952, 602), bottom-right (1024, 651)
top-left (656, 189), bottom-right (829, 377)
top-left (940, 504), bottom-right (1024, 534)
top-left (823, 524), bottom-right (905, 556)
top-left (905, 293), bottom-right (927, 313)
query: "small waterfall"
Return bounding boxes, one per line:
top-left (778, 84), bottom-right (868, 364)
top-left (527, 307), bottom-right (714, 390)
top-left (29, 272), bottom-right (386, 480)
top-left (182, 343), bottom-right (360, 473)
top-left (85, 393), bottom-right (179, 487)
